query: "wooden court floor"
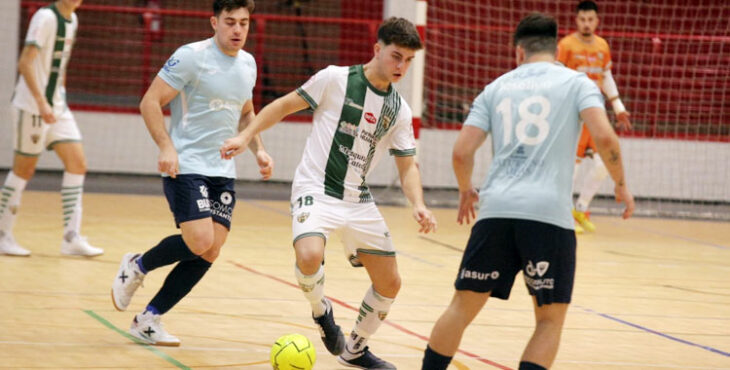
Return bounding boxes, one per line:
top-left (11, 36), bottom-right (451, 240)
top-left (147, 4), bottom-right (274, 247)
top-left (1, 190), bottom-right (729, 369)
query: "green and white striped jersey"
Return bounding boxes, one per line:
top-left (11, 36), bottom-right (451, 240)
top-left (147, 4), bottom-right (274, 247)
top-left (12, 4), bottom-right (77, 116)
top-left (294, 65), bottom-right (417, 203)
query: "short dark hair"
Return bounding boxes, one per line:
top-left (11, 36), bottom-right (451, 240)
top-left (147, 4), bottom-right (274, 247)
top-left (577, 1), bottom-right (599, 13)
top-left (213, 0), bottom-right (255, 17)
top-left (513, 13), bottom-right (558, 55)
top-left (377, 17), bottom-right (423, 50)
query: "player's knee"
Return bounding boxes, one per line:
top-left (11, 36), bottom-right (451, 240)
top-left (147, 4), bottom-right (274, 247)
top-left (184, 231), bottom-right (215, 255)
top-left (12, 166), bottom-right (36, 180)
top-left (375, 272), bottom-right (401, 297)
top-left (200, 245), bottom-right (221, 263)
top-left (296, 252), bottom-right (323, 274)
top-left (66, 158), bottom-right (88, 174)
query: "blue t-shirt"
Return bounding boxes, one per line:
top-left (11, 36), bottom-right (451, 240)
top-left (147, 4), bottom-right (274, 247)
top-left (158, 38), bottom-right (257, 178)
top-left (464, 61), bottom-right (604, 229)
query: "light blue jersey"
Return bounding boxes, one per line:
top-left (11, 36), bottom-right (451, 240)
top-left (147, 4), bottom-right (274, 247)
top-left (464, 61), bottom-right (604, 229)
top-left (158, 38), bottom-right (257, 178)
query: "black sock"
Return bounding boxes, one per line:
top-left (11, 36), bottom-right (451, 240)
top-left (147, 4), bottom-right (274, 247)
top-left (519, 361), bottom-right (547, 370)
top-left (148, 257), bottom-right (212, 314)
top-left (140, 235), bottom-right (198, 272)
top-left (422, 345), bottom-right (452, 370)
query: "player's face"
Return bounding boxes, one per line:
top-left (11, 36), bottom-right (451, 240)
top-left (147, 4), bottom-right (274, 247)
top-left (375, 42), bottom-right (416, 84)
top-left (211, 7), bottom-right (251, 56)
top-left (576, 10), bottom-right (599, 37)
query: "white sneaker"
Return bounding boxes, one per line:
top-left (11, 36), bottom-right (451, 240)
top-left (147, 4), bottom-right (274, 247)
top-left (0, 232), bottom-right (30, 256)
top-left (129, 311), bottom-right (180, 346)
top-left (111, 253), bottom-right (145, 311)
top-left (61, 234), bottom-right (104, 256)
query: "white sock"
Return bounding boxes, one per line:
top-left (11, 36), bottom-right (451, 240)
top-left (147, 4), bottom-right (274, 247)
top-left (61, 172), bottom-right (85, 241)
top-left (0, 171), bottom-right (28, 235)
top-left (342, 286), bottom-right (394, 359)
top-left (576, 156), bottom-right (609, 212)
top-left (295, 264), bottom-right (327, 317)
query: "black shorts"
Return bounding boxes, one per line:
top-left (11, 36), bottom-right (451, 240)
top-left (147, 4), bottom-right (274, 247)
top-left (162, 174), bottom-right (236, 230)
top-left (454, 218), bottom-right (576, 306)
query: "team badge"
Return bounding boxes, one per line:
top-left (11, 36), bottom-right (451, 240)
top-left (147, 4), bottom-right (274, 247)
top-left (378, 311), bottom-right (388, 321)
top-left (297, 212), bottom-right (310, 223)
top-left (31, 134), bottom-right (40, 144)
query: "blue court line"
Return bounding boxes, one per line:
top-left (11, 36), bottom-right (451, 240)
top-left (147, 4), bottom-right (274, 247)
top-left (579, 307), bottom-right (730, 357)
top-left (607, 221), bottom-right (730, 250)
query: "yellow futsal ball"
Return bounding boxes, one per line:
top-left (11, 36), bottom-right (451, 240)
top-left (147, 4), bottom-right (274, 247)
top-left (270, 333), bottom-right (316, 370)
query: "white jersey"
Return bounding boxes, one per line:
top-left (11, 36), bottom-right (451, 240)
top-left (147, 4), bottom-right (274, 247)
top-left (12, 4), bottom-right (78, 116)
top-left (294, 65), bottom-right (417, 203)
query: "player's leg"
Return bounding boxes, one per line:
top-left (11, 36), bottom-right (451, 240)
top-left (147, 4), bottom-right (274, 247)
top-left (520, 299), bottom-right (569, 369)
top-left (128, 177), bottom-right (234, 346)
top-left (573, 131), bottom-right (601, 232)
top-left (336, 203), bottom-right (400, 369)
top-left (112, 175), bottom-right (212, 312)
top-left (423, 290), bottom-right (490, 370)
top-left (291, 193), bottom-right (345, 355)
top-left (572, 128), bottom-right (592, 234)
top-left (50, 110), bottom-right (103, 255)
top-left (423, 218), bottom-right (520, 370)
top-left (0, 109), bottom-right (45, 256)
top-left (516, 219), bottom-right (576, 369)
top-left (574, 154), bottom-right (608, 232)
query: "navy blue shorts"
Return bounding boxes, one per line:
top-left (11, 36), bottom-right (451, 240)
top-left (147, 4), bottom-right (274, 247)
top-left (162, 174), bottom-right (236, 230)
top-left (454, 218), bottom-right (576, 306)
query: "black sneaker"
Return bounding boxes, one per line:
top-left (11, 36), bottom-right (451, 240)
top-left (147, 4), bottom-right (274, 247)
top-left (337, 346), bottom-right (396, 369)
top-left (312, 299), bottom-right (345, 355)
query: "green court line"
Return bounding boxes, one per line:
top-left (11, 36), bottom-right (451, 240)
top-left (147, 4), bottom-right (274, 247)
top-left (83, 310), bottom-right (190, 369)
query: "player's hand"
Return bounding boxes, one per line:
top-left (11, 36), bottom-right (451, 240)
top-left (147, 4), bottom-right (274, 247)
top-left (614, 183), bottom-right (635, 219)
top-left (413, 205), bottom-right (437, 234)
top-left (158, 146), bottom-right (179, 178)
top-left (39, 100), bottom-right (56, 124)
top-left (457, 188), bottom-right (479, 225)
top-left (615, 111), bottom-right (632, 131)
top-left (220, 134), bottom-right (251, 160)
top-left (256, 150), bottom-right (274, 180)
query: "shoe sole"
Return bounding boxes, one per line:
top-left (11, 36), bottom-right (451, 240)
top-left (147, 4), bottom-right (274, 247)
top-left (336, 356), bottom-right (367, 369)
top-left (128, 330), bottom-right (181, 347)
top-left (0, 252), bottom-right (31, 257)
top-left (111, 289), bottom-right (124, 312)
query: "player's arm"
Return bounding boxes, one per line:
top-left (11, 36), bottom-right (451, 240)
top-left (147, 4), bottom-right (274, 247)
top-left (601, 69), bottom-right (631, 131)
top-left (221, 90), bottom-right (309, 159)
top-left (452, 125), bottom-right (487, 225)
top-left (581, 107), bottom-right (634, 219)
top-left (394, 155), bottom-right (437, 234)
top-left (17, 45), bottom-right (55, 124)
top-left (139, 76), bottom-right (180, 178)
top-left (238, 99), bottom-right (273, 180)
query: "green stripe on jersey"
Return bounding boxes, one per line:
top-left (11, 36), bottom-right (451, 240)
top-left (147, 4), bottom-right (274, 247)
top-left (323, 65), bottom-right (367, 199)
top-left (389, 148), bottom-right (416, 156)
top-left (45, 4), bottom-right (67, 107)
top-left (296, 87), bottom-right (318, 110)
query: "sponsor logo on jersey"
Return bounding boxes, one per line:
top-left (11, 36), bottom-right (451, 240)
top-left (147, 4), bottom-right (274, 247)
top-left (344, 97), bottom-right (363, 110)
top-left (196, 199), bottom-right (210, 212)
top-left (524, 260), bottom-right (554, 290)
top-left (338, 121), bottom-right (358, 137)
top-left (209, 99), bottom-right (243, 112)
top-left (297, 212), bottom-right (310, 223)
top-left (364, 112), bottom-right (377, 124)
top-left (163, 57), bottom-right (180, 72)
top-left (459, 268), bottom-right (500, 281)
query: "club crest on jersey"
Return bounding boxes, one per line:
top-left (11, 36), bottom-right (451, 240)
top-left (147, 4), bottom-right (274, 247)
top-left (364, 112), bottom-right (377, 124)
top-left (297, 212), bottom-right (310, 223)
top-left (380, 115), bottom-right (393, 130)
top-left (31, 134), bottom-right (40, 144)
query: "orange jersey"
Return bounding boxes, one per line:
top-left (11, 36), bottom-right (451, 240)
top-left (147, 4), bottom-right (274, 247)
top-left (557, 32), bottom-right (612, 87)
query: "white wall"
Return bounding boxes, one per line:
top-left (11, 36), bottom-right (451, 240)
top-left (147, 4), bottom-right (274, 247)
top-left (0, 0), bottom-right (20, 167)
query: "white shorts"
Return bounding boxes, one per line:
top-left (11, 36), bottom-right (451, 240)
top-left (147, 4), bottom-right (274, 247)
top-left (11, 106), bottom-right (81, 156)
top-left (291, 192), bottom-right (395, 266)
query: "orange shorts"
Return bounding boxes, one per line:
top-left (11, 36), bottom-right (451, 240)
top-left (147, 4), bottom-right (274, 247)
top-left (576, 127), bottom-right (597, 158)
